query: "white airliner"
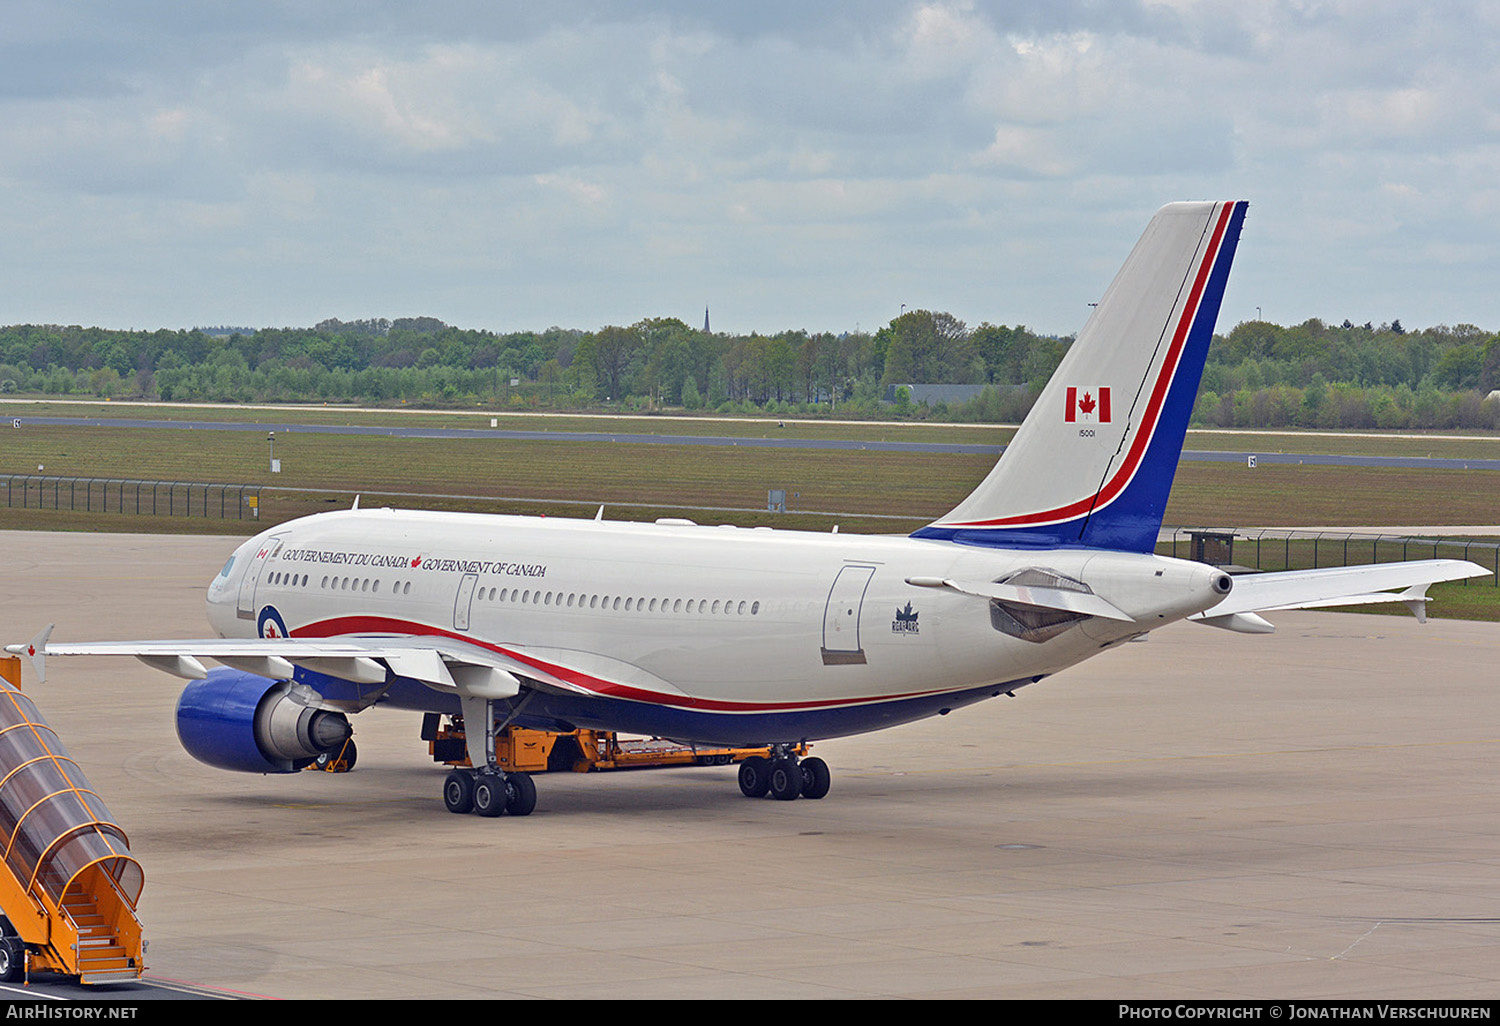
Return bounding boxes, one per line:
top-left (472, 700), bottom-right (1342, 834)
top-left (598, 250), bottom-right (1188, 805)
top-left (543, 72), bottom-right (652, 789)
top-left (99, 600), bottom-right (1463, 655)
top-left (9, 201), bottom-right (1485, 818)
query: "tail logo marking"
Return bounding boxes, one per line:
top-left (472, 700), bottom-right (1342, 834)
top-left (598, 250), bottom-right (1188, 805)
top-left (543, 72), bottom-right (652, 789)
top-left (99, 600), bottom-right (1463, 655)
top-left (892, 603), bottom-right (920, 634)
top-left (1065, 386), bottom-right (1111, 423)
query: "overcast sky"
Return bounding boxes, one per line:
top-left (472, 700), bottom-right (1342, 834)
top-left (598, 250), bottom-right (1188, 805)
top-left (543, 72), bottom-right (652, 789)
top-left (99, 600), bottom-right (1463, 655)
top-left (2, 1), bottom-right (1497, 339)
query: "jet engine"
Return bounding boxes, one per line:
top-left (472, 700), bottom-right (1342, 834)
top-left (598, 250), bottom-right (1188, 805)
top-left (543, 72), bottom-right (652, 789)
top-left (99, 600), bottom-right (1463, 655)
top-left (176, 667), bottom-right (352, 773)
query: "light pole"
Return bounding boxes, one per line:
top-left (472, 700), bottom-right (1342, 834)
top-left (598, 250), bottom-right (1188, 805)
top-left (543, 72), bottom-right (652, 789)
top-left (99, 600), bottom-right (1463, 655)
top-left (268, 432), bottom-right (275, 473)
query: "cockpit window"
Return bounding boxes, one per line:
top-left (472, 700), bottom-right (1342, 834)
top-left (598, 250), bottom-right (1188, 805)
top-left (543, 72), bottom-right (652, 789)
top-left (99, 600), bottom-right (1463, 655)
top-left (218, 555), bottom-right (236, 579)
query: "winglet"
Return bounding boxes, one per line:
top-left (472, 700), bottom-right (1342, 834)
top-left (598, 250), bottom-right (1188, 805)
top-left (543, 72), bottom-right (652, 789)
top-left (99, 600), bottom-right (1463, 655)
top-left (4, 624), bottom-right (54, 683)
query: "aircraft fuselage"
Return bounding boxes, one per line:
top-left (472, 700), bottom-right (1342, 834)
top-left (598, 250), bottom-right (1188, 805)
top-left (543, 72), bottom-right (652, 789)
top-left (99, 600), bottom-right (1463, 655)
top-left (206, 508), bottom-right (1230, 745)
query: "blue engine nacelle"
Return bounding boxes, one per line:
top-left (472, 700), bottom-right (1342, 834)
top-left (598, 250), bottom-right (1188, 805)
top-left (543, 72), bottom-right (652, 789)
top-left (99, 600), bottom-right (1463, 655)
top-left (177, 667), bottom-right (352, 774)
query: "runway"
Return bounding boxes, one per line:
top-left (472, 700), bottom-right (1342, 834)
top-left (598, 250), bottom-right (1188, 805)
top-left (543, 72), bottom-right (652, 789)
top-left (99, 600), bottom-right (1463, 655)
top-left (13, 415), bottom-right (1500, 469)
top-left (2, 530), bottom-right (1499, 999)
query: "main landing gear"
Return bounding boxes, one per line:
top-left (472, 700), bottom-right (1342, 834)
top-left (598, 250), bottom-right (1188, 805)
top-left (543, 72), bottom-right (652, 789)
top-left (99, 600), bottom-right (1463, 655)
top-left (737, 747), bottom-right (831, 801)
top-left (443, 768), bottom-right (537, 818)
top-left (443, 693), bottom-right (540, 818)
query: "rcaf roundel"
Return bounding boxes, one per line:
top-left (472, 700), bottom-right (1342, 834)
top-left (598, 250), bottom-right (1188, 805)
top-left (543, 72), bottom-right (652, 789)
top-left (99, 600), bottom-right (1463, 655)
top-left (257, 605), bottom-right (290, 640)
top-left (1064, 385), bottom-right (1111, 423)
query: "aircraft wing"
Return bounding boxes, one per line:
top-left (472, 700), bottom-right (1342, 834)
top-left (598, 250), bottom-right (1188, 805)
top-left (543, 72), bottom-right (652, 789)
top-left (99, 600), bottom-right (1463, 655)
top-left (5, 629), bottom-right (615, 706)
top-left (1190, 559), bottom-right (1487, 633)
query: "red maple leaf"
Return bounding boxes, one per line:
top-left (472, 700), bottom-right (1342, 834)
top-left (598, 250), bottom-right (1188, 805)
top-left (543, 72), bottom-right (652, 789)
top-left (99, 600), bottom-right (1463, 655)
top-left (1078, 392), bottom-right (1096, 416)
top-left (411, 557), bottom-right (422, 567)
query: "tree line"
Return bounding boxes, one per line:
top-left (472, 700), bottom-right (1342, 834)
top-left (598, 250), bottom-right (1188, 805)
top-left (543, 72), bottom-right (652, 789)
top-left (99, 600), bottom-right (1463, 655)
top-left (0, 313), bottom-right (1497, 429)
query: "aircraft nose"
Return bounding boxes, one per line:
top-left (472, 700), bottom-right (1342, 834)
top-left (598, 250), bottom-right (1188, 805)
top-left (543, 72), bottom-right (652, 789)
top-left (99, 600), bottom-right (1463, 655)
top-left (205, 542), bottom-right (251, 636)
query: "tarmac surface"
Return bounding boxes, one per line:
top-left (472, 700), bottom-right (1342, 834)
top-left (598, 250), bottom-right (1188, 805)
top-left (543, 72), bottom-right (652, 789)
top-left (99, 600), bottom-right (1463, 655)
top-left (2, 529), bottom-right (1499, 1000)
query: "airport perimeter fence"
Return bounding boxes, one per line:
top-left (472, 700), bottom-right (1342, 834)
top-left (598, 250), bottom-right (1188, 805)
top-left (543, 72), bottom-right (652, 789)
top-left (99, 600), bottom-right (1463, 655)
top-left (0, 474), bottom-right (262, 520)
top-left (1162, 527), bottom-right (1500, 586)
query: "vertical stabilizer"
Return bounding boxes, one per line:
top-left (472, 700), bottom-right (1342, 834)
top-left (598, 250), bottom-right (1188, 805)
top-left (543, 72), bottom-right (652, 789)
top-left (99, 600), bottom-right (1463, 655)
top-left (913, 200), bottom-right (1247, 553)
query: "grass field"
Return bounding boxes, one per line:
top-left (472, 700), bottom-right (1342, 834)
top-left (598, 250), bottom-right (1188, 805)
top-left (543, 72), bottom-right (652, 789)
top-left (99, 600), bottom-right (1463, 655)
top-left (2, 403), bottom-right (1495, 619)
top-left (0, 399), bottom-right (1017, 446)
top-left (4, 421), bottom-right (1496, 525)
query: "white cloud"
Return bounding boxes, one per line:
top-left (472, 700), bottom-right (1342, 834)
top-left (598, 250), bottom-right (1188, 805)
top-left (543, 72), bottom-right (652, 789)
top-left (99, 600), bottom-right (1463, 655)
top-left (0, 2), bottom-right (1496, 334)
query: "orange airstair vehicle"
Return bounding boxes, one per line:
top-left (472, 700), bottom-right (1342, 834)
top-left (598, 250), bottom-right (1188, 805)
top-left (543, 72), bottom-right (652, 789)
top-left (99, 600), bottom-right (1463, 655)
top-left (0, 656), bottom-right (145, 985)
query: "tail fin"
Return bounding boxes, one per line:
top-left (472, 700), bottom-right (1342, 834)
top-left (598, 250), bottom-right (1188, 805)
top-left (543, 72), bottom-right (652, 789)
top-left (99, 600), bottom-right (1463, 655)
top-left (913, 200), bottom-right (1247, 553)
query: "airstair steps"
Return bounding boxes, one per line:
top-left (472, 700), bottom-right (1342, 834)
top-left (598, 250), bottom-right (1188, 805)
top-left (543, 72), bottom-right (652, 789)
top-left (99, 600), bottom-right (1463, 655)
top-left (67, 895), bottom-right (137, 982)
top-left (0, 657), bottom-right (147, 983)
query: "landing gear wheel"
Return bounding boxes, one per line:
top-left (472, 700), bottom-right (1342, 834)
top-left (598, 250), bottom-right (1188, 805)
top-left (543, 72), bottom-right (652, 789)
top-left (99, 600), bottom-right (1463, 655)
top-left (0, 936), bottom-right (23, 983)
top-left (769, 758), bottom-right (803, 801)
top-left (473, 776), bottom-right (506, 818)
top-left (800, 757), bottom-right (831, 800)
top-left (442, 771), bottom-right (475, 814)
top-left (504, 772), bottom-right (537, 817)
top-left (738, 756), bottom-right (771, 798)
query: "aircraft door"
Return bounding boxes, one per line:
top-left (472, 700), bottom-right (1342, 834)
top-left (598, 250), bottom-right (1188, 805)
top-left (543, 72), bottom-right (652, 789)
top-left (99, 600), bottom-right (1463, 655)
top-left (821, 564), bottom-right (876, 665)
top-left (453, 573), bottom-right (479, 631)
top-left (236, 535), bottom-right (287, 620)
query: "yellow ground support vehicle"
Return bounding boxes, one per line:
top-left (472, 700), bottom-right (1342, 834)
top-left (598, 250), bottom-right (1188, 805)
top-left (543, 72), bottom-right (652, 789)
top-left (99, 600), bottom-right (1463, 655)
top-left (0, 657), bottom-right (146, 985)
top-left (420, 714), bottom-right (806, 775)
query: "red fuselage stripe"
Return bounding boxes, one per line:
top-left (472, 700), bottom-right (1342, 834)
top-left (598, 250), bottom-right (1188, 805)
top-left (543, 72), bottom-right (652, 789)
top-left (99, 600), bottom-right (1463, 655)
top-left (289, 614), bottom-right (973, 714)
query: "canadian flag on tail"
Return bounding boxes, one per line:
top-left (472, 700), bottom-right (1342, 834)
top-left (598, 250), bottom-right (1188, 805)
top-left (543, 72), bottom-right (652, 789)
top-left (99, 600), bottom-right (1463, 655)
top-left (1064, 386), bottom-right (1111, 423)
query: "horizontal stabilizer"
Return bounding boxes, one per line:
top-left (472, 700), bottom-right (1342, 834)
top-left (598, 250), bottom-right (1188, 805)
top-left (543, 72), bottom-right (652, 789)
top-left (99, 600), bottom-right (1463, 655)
top-left (1190, 560), bottom-right (1485, 625)
top-left (906, 576), bottom-right (1134, 621)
